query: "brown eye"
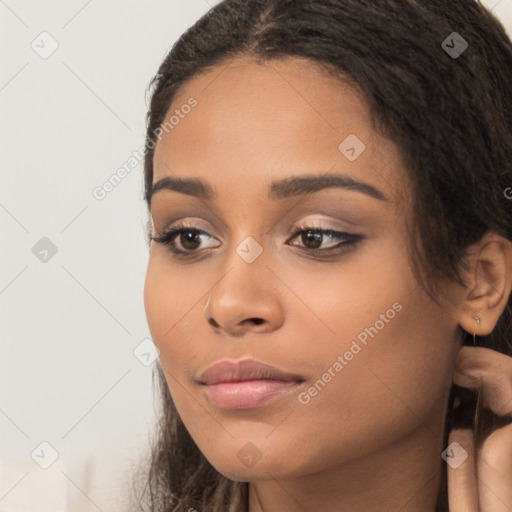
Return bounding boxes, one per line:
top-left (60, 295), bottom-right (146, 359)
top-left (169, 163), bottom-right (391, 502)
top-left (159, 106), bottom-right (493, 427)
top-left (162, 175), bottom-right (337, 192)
top-left (152, 223), bottom-right (220, 257)
top-left (288, 226), bottom-right (362, 254)
top-left (179, 230), bottom-right (203, 251)
top-left (301, 230), bottom-right (323, 249)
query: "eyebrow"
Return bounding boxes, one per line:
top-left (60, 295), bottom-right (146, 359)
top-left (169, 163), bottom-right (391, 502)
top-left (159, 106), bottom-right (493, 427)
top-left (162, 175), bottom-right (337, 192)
top-left (150, 172), bottom-right (388, 202)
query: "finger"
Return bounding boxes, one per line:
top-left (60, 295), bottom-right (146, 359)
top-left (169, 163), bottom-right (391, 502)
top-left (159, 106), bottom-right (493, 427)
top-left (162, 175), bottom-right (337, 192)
top-left (453, 346), bottom-right (512, 417)
top-left (452, 346), bottom-right (512, 511)
top-left (478, 423), bottom-right (512, 512)
top-left (447, 428), bottom-right (479, 512)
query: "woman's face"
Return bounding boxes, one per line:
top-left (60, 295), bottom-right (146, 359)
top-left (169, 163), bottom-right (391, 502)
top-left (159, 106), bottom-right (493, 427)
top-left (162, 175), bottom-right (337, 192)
top-left (144, 56), bottom-right (466, 481)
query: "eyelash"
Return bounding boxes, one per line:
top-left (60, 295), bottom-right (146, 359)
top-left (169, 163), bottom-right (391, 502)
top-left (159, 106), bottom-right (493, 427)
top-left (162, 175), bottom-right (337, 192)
top-left (151, 221), bottom-right (363, 259)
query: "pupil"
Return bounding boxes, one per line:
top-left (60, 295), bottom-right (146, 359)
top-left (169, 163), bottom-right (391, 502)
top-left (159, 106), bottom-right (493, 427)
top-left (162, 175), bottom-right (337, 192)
top-left (303, 230), bottom-right (322, 249)
top-left (182, 231), bottom-right (201, 250)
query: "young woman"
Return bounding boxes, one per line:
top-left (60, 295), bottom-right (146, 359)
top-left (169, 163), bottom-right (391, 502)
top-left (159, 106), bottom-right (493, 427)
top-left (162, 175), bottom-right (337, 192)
top-left (137, 1), bottom-right (512, 510)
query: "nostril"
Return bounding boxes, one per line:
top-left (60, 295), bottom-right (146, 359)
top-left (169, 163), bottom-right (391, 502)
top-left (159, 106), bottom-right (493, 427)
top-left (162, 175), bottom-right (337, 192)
top-left (207, 317), bottom-right (265, 329)
top-left (208, 318), bottom-right (220, 328)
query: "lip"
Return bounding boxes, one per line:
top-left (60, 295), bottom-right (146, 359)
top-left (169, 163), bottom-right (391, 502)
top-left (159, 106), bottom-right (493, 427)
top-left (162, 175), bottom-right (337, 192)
top-left (197, 359), bottom-right (305, 410)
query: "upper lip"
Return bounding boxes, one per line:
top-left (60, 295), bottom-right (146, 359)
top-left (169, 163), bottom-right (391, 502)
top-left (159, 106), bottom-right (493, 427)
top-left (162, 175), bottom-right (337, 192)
top-left (198, 359), bottom-right (305, 385)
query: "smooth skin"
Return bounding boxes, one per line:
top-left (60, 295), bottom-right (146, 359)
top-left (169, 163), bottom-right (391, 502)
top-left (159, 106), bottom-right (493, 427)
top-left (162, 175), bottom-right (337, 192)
top-left (144, 55), bottom-right (512, 512)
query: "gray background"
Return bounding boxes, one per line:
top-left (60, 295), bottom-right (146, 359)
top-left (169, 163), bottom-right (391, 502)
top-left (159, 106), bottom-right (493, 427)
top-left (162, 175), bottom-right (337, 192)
top-left (1, 0), bottom-right (511, 510)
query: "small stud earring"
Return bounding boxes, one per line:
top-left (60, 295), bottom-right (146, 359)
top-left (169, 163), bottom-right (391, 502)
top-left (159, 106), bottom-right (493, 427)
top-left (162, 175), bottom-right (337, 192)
top-left (472, 316), bottom-right (482, 434)
top-left (473, 316), bottom-right (480, 346)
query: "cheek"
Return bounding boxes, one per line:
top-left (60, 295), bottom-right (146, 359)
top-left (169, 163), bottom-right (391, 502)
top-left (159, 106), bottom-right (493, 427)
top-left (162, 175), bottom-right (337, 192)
top-left (296, 252), bottom-right (456, 419)
top-left (277, 290), bottom-right (458, 475)
top-left (143, 252), bottom-right (213, 384)
top-left (144, 252), bottom-right (203, 345)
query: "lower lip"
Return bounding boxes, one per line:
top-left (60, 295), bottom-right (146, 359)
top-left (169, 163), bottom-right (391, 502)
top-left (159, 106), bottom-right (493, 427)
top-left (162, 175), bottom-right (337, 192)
top-left (203, 379), bottom-right (303, 409)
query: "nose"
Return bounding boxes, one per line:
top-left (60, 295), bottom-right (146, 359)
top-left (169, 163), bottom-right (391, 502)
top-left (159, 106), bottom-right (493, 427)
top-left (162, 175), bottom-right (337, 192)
top-left (203, 250), bottom-right (285, 337)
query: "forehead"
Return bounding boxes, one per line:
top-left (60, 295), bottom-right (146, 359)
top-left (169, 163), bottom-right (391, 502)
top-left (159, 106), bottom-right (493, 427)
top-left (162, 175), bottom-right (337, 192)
top-left (152, 55), bottom-right (406, 203)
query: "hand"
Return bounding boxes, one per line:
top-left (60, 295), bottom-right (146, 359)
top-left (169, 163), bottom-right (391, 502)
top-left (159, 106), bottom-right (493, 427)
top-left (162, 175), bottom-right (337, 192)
top-left (448, 346), bottom-right (512, 511)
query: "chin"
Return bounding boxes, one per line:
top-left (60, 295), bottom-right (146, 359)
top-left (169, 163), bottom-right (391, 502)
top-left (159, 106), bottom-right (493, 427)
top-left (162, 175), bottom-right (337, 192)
top-left (200, 445), bottom-right (289, 482)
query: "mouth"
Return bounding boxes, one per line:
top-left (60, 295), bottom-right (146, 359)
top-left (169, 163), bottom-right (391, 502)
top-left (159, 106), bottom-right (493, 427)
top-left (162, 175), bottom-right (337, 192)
top-left (197, 359), bottom-right (306, 410)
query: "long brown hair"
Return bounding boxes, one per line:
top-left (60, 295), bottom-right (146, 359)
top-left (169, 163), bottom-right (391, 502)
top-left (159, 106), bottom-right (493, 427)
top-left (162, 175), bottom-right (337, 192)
top-left (135, 1), bottom-right (512, 510)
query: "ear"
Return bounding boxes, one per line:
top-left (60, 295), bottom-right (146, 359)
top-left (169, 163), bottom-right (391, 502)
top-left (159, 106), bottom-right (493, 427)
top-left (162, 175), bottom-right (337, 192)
top-left (458, 231), bottom-right (512, 336)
